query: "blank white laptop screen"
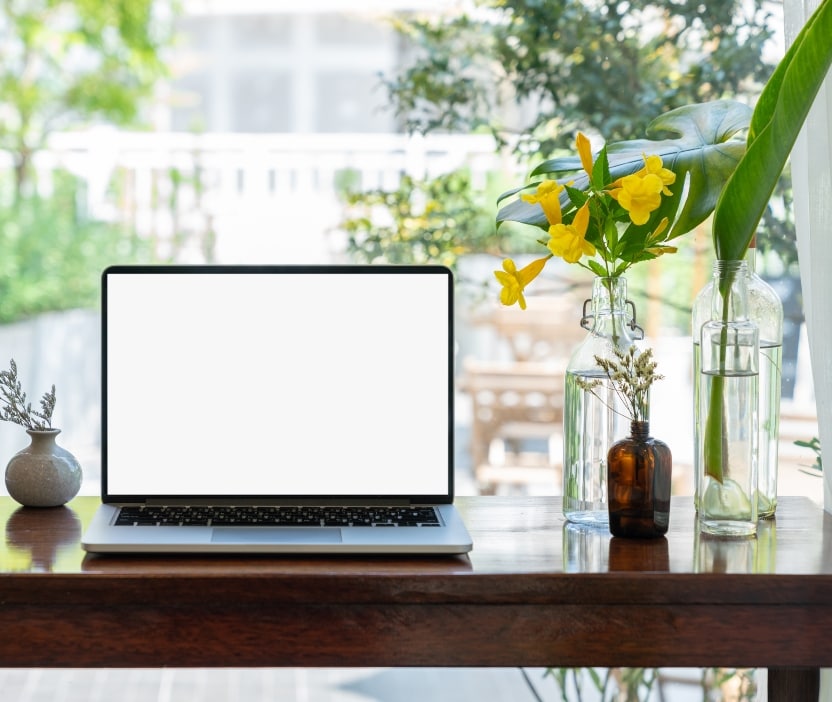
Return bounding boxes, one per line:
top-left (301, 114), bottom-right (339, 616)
top-left (103, 266), bottom-right (453, 499)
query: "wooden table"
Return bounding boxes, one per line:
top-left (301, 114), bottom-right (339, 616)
top-left (0, 496), bottom-right (829, 700)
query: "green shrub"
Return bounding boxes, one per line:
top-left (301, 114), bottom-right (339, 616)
top-left (0, 171), bottom-right (150, 324)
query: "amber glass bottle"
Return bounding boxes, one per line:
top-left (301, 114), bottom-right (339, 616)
top-left (607, 421), bottom-right (672, 538)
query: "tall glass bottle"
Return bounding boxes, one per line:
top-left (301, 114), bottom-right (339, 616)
top-left (692, 244), bottom-right (782, 517)
top-left (564, 276), bottom-right (642, 527)
top-left (697, 259), bottom-right (759, 537)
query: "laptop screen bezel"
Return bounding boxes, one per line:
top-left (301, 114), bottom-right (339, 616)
top-left (100, 264), bottom-right (455, 506)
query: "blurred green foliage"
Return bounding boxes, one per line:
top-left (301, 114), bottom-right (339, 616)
top-left (0, 0), bottom-right (171, 198)
top-left (342, 0), bottom-right (797, 274)
top-left (0, 171), bottom-right (150, 323)
top-left (0, 0), bottom-right (172, 324)
top-left (338, 169), bottom-right (535, 271)
top-left (385, 0), bottom-right (776, 157)
top-left (795, 436), bottom-right (822, 473)
top-left (544, 666), bottom-right (757, 701)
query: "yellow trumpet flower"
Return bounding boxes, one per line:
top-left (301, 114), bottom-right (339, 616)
top-left (641, 154), bottom-right (676, 195)
top-left (576, 132), bottom-right (594, 177)
top-left (493, 256), bottom-right (550, 309)
top-left (547, 201), bottom-right (596, 264)
top-left (610, 172), bottom-right (663, 225)
top-left (521, 180), bottom-right (565, 226)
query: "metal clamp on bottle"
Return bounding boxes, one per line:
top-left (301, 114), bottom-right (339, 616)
top-left (580, 297), bottom-right (645, 340)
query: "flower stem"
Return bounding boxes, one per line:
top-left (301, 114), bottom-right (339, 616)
top-left (702, 271), bottom-right (734, 484)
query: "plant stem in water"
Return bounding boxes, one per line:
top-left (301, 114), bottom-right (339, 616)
top-left (703, 271), bottom-right (734, 484)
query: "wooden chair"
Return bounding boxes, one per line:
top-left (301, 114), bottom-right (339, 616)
top-left (459, 294), bottom-right (587, 495)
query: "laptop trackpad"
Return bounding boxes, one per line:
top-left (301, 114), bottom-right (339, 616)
top-left (211, 527), bottom-right (343, 544)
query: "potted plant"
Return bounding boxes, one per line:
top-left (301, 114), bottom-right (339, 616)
top-left (1, 359), bottom-right (81, 507)
top-left (577, 347), bottom-right (671, 538)
top-left (702, 0), bottom-right (832, 478)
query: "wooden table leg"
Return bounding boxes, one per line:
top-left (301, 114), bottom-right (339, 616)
top-left (767, 668), bottom-right (820, 701)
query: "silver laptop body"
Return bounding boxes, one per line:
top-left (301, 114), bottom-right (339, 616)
top-left (82, 264), bottom-right (472, 554)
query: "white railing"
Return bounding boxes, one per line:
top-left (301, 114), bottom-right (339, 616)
top-left (25, 130), bottom-right (508, 263)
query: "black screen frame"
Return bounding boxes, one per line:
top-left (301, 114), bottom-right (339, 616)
top-left (100, 264), bottom-right (455, 505)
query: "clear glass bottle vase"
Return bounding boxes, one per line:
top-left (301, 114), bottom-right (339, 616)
top-left (697, 259), bottom-right (760, 537)
top-left (563, 276), bottom-right (643, 527)
top-left (692, 247), bottom-right (782, 517)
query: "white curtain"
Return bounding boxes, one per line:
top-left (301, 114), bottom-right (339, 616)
top-left (786, 0), bottom-right (832, 514)
top-left (784, 6), bottom-right (832, 698)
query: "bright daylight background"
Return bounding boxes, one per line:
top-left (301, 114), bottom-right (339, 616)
top-left (0, 0), bottom-right (821, 503)
top-left (0, 0), bottom-right (827, 699)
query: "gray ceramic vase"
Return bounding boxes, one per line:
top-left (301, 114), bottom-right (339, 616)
top-left (5, 429), bottom-right (82, 507)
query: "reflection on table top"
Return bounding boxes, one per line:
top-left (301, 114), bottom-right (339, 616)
top-left (1, 495), bottom-right (831, 677)
top-left (1, 495), bottom-right (830, 584)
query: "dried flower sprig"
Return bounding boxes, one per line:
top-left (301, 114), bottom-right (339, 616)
top-left (576, 347), bottom-right (662, 423)
top-left (0, 359), bottom-right (56, 430)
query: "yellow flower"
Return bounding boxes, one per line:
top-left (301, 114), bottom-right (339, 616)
top-left (608, 153), bottom-right (674, 224)
top-left (576, 132), bottom-right (593, 177)
top-left (547, 201), bottom-right (596, 264)
top-left (647, 216), bottom-right (670, 241)
top-left (645, 217), bottom-right (677, 257)
top-left (494, 257), bottom-right (549, 309)
top-left (521, 179), bottom-right (564, 226)
top-left (641, 154), bottom-right (676, 195)
top-left (647, 245), bottom-right (678, 257)
top-left (611, 172), bottom-right (663, 225)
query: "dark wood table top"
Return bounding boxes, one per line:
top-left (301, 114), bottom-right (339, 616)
top-left (1, 495), bottom-right (830, 683)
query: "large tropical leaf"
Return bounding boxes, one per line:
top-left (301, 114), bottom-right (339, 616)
top-left (712, 0), bottom-right (832, 260)
top-left (704, 0), bottom-right (832, 485)
top-left (497, 100), bottom-right (751, 239)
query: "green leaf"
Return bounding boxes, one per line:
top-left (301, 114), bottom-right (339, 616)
top-left (529, 156), bottom-right (582, 177)
top-left (712, 0), bottom-right (832, 260)
top-left (637, 101), bottom-right (751, 238)
top-left (495, 198), bottom-right (544, 230)
top-left (495, 181), bottom-right (543, 206)
top-left (587, 259), bottom-right (608, 278)
top-left (587, 667), bottom-right (604, 690)
top-left (591, 145), bottom-right (611, 190)
top-left (604, 217), bottom-right (619, 252)
top-left (497, 100), bottom-right (752, 237)
top-left (704, 374), bottom-right (726, 483)
top-left (564, 184), bottom-right (588, 210)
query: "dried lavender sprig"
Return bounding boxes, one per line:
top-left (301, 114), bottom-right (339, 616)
top-left (0, 359), bottom-right (55, 430)
top-left (575, 347), bottom-right (663, 423)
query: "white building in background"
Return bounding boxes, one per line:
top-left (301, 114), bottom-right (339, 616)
top-left (168, 6), bottom-right (402, 135)
top-left (39, 1), bottom-right (498, 265)
top-left (153, 2), bottom-right (408, 263)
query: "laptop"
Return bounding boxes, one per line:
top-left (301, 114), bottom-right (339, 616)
top-left (82, 264), bottom-right (472, 554)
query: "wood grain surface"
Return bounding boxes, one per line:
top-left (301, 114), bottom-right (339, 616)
top-left (0, 495), bottom-right (829, 699)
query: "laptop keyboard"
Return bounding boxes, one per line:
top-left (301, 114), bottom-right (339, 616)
top-left (115, 505), bottom-right (441, 527)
